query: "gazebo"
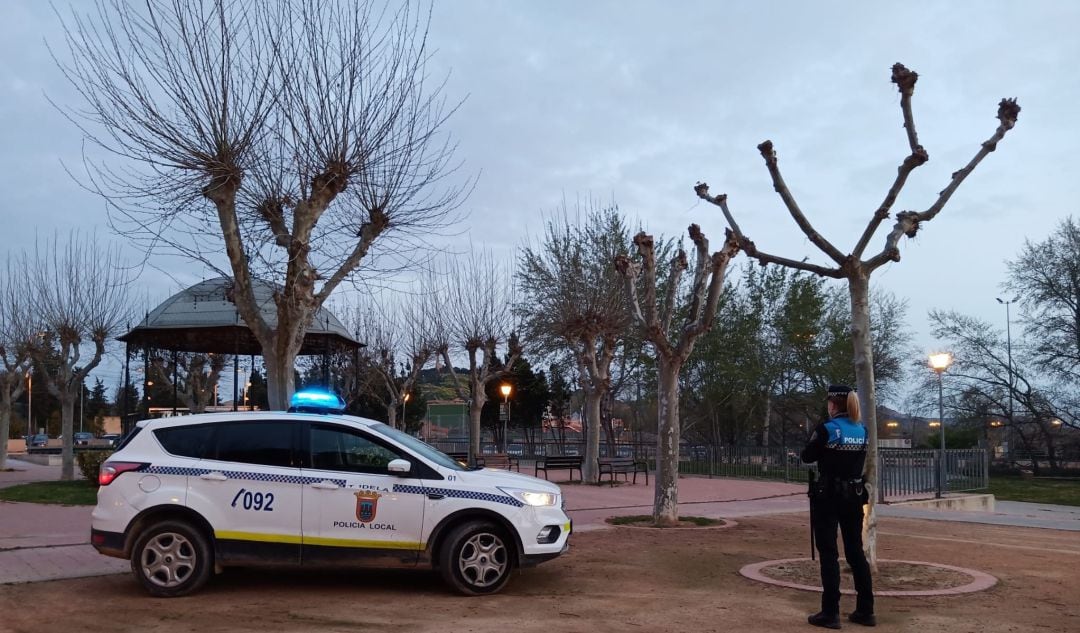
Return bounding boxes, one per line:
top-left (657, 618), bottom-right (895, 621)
top-left (118, 277), bottom-right (362, 425)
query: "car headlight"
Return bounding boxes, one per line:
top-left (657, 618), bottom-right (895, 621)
top-left (498, 487), bottom-right (559, 507)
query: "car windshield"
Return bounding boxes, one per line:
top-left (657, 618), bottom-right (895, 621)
top-left (367, 423), bottom-right (465, 472)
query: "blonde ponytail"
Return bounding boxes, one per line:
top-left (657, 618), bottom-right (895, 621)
top-left (846, 392), bottom-right (862, 422)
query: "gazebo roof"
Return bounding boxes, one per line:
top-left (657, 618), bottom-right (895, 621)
top-left (117, 277), bottom-right (362, 355)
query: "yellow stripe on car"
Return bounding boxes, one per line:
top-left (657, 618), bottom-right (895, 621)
top-left (215, 530), bottom-right (423, 551)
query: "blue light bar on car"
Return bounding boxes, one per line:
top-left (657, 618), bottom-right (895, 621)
top-left (288, 389), bottom-right (346, 414)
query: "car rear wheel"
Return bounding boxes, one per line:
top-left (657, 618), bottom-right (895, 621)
top-left (130, 520), bottom-right (213, 597)
top-left (438, 520), bottom-right (515, 595)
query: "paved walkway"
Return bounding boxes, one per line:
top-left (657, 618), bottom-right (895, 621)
top-left (2, 467), bottom-right (1078, 587)
top-left (0, 457), bottom-right (62, 489)
top-left (879, 499), bottom-right (1080, 531)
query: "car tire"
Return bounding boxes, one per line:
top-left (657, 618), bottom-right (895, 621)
top-left (438, 520), bottom-right (515, 595)
top-left (129, 520), bottom-right (213, 597)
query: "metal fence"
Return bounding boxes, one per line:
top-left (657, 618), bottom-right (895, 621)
top-left (427, 439), bottom-right (989, 502)
top-left (877, 448), bottom-right (989, 501)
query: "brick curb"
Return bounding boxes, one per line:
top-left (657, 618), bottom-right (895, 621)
top-left (739, 557), bottom-right (998, 597)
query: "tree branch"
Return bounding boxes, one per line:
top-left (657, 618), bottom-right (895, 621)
top-left (866, 98), bottom-right (1021, 272)
top-left (695, 184), bottom-right (844, 279)
top-left (852, 64), bottom-right (930, 257)
top-left (757, 140), bottom-right (846, 264)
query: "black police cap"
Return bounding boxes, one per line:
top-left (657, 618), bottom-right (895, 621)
top-left (827, 384), bottom-right (855, 397)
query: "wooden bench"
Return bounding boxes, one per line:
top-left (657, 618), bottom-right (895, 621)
top-left (476, 453), bottom-right (521, 471)
top-left (598, 457), bottom-right (648, 486)
top-left (444, 452), bottom-right (520, 471)
top-left (535, 455), bottom-right (583, 481)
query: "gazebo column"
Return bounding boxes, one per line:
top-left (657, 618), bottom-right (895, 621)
top-left (143, 346), bottom-right (150, 415)
top-left (172, 350), bottom-right (178, 414)
top-left (122, 340), bottom-right (131, 433)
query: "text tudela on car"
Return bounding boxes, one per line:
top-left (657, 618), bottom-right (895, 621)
top-left (91, 391), bottom-right (571, 597)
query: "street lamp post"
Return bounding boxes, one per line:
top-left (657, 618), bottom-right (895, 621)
top-left (929, 352), bottom-right (953, 498)
top-left (26, 370), bottom-right (33, 434)
top-left (500, 384), bottom-right (512, 453)
top-left (996, 297), bottom-right (1015, 461)
top-left (401, 392), bottom-right (410, 431)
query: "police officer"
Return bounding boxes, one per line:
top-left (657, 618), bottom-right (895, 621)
top-left (801, 385), bottom-right (876, 629)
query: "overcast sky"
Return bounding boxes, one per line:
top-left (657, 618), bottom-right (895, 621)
top-left (2, 1), bottom-right (1077, 406)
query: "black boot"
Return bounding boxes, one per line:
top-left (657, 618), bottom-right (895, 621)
top-left (848, 611), bottom-right (876, 627)
top-left (808, 612), bottom-right (841, 629)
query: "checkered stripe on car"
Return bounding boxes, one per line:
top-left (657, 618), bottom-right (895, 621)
top-left (145, 466), bottom-right (346, 487)
top-left (393, 484), bottom-right (523, 507)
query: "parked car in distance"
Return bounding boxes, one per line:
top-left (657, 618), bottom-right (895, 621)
top-left (27, 434), bottom-right (49, 448)
top-left (101, 433), bottom-right (121, 448)
top-left (74, 432), bottom-right (95, 447)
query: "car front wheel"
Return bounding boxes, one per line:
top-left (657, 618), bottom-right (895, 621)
top-left (438, 520), bottom-right (515, 595)
top-left (129, 520), bottom-right (213, 597)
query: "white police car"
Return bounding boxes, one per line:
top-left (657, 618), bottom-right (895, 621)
top-left (91, 391), bottom-right (571, 597)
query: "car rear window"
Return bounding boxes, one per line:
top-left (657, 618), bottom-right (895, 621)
top-left (155, 424), bottom-right (216, 459)
top-left (211, 421), bottom-right (295, 468)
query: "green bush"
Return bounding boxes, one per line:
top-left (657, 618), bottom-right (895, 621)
top-left (76, 450), bottom-right (113, 484)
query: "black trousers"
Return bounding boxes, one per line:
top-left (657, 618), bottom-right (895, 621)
top-left (811, 494), bottom-right (874, 615)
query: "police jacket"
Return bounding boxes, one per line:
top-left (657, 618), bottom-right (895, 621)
top-left (801, 415), bottom-right (867, 481)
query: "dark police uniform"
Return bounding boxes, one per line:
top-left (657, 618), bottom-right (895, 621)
top-left (801, 394), bottom-right (875, 626)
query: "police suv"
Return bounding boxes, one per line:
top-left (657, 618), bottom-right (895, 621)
top-left (91, 391), bottom-right (571, 597)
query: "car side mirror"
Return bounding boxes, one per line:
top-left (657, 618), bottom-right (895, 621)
top-left (387, 459), bottom-right (412, 475)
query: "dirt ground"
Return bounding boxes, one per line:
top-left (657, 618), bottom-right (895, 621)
top-left (1, 513), bottom-right (1077, 633)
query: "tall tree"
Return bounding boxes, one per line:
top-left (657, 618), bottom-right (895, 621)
top-left (24, 233), bottom-right (132, 480)
top-left (1007, 217), bottom-right (1080, 384)
top-left (55, 0), bottom-right (466, 409)
top-left (0, 258), bottom-right (33, 470)
top-left (695, 64), bottom-right (1020, 563)
top-left (926, 310), bottom-right (1068, 471)
top-left (517, 204), bottom-right (634, 482)
top-left (435, 252), bottom-right (521, 462)
top-left (616, 225), bottom-right (741, 524)
top-left (350, 292), bottom-right (436, 430)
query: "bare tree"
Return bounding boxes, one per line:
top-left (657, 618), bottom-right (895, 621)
top-left (695, 63), bottom-right (1020, 562)
top-left (54, 0), bottom-right (466, 409)
top-left (616, 225), bottom-right (740, 524)
top-left (350, 293), bottom-right (435, 429)
top-left (0, 258), bottom-right (34, 470)
top-left (517, 204), bottom-right (633, 482)
top-left (25, 233), bottom-right (132, 480)
top-left (435, 252), bottom-right (521, 462)
top-left (149, 353), bottom-right (228, 413)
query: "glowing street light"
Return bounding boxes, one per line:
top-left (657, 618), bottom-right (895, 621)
top-left (402, 392), bottom-right (411, 429)
top-left (500, 384), bottom-right (513, 452)
top-left (928, 352), bottom-right (953, 498)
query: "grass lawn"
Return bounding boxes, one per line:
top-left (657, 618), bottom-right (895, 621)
top-left (0, 480), bottom-right (98, 505)
top-left (989, 475), bottom-right (1080, 506)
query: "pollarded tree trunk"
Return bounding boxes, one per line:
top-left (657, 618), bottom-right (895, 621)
top-left (386, 401), bottom-right (399, 430)
top-left (0, 373), bottom-right (25, 471)
top-left (59, 394), bottom-right (76, 481)
top-left (654, 358), bottom-right (682, 524)
top-left (263, 348), bottom-right (298, 411)
top-left (469, 391), bottom-right (486, 459)
top-left (583, 388), bottom-right (602, 483)
top-left (0, 399), bottom-right (10, 471)
top-left (848, 271), bottom-right (880, 567)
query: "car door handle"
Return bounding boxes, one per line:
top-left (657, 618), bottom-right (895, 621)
top-left (199, 472), bottom-right (228, 482)
top-left (310, 481), bottom-right (340, 490)
top-left (426, 493), bottom-right (445, 500)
